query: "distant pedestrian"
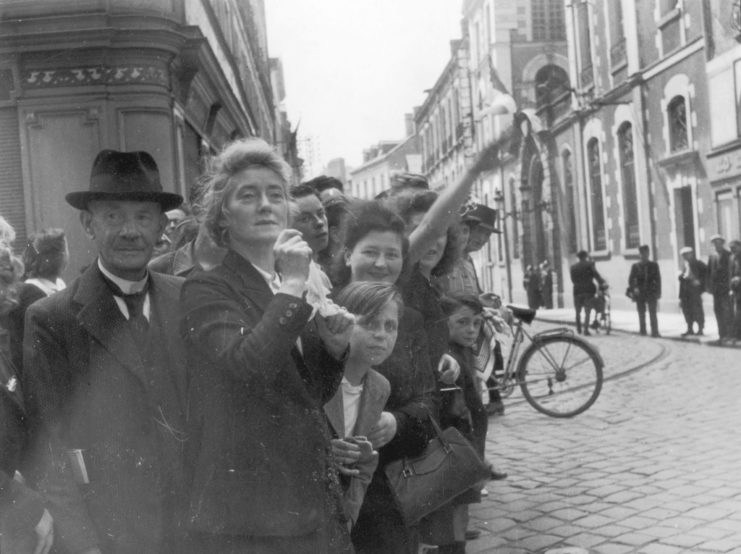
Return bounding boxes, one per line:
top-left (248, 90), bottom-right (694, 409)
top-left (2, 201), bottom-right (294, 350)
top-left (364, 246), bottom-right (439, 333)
top-left (707, 235), bottom-right (732, 343)
top-left (628, 244), bottom-right (661, 337)
top-left (570, 250), bottom-right (604, 335)
top-left (678, 246), bottom-right (707, 336)
top-left (540, 260), bottom-right (553, 309)
top-left (523, 265), bottom-right (541, 309)
top-left (729, 240), bottom-right (741, 342)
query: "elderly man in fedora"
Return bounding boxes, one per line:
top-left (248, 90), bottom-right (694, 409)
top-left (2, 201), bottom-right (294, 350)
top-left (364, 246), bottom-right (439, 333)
top-left (22, 150), bottom-right (189, 554)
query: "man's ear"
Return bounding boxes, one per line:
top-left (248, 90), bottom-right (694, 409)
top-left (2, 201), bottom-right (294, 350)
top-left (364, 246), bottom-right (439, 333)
top-left (80, 211), bottom-right (94, 239)
top-left (344, 247), bottom-right (352, 267)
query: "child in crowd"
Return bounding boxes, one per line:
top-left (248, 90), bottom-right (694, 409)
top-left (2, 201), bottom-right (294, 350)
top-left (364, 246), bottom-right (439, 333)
top-left (433, 293), bottom-right (491, 554)
top-left (324, 281), bottom-right (398, 528)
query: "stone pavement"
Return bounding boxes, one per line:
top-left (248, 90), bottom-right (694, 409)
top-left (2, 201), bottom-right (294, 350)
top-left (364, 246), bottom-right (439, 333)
top-left (468, 326), bottom-right (741, 553)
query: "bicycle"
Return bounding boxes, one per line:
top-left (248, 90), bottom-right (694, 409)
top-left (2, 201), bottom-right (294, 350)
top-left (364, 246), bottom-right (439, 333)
top-left (486, 304), bottom-right (604, 418)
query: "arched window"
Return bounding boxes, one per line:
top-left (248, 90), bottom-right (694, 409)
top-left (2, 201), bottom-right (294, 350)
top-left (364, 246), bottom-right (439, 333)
top-left (587, 138), bottom-right (606, 251)
top-left (668, 96), bottom-right (689, 152)
top-left (562, 149), bottom-right (578, 253)
top-left (535, 65), bottom-right (570, 108)
top-left (618, 123), bottom-right (640, 248)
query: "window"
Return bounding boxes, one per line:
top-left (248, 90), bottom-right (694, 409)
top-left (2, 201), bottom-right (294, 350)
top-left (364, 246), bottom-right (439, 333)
top-left (668, 96), bottom-right (689, 152)
top-left (576, 1), bottom-right (593, 87)
top-left (562, 150), bottom-right (578, 253)
top-left (618, 123), bottom-right (640, 249)
top-left (535, 65), bottom-right (570, 108)
top-left (532, 0), bottom-right (565, 41)
top-left (587, 138), bottom-right (606, 251)
top-left (716, 191), bottom-right (737, 242)
top-left (610, 0), bottom-right (626, 67)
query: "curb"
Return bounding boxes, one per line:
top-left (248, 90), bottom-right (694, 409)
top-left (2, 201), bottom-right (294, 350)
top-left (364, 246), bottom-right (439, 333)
top-left (533, 316), bottom-right (741, 349)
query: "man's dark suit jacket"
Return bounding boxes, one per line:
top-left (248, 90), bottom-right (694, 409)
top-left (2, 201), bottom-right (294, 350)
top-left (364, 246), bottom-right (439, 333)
top-left (22, 263), bottom-right (188, 554)
top-left (629, 260), bottom-right (662, 301)
top-left (180, 250), bottom-right (347, 544)
top-left (570, 260), bottom-right (603, 295)
top-left (707, 248), bottom-right (731, 295)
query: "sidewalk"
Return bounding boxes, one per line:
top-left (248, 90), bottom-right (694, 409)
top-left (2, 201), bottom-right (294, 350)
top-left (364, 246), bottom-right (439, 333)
top-left (532, 305), bottom-right (741, 347)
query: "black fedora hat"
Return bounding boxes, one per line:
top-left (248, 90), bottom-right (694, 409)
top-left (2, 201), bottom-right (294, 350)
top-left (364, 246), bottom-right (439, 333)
top-left (66, 149), bottom-right (183, 211)
top-left (462, 203), bottom-right (501, 233)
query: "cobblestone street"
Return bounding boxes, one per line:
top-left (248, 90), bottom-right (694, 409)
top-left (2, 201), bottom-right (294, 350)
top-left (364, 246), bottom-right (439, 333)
top-left (469, 326), bottom-right (741, 554)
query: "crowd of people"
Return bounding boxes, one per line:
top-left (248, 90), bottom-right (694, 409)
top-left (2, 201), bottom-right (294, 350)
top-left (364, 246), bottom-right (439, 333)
top-left (0, 136), bottom-right (514, 554)
top-left (567, 238), bottom-right (741, 343)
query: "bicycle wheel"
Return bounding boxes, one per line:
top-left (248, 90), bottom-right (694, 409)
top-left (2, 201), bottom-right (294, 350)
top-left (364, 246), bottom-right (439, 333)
top-left (517, 335), bottom-right (603, 417)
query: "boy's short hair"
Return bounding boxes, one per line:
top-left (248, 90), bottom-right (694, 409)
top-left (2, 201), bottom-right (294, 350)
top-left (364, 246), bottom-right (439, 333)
top-left (440, 293), bottom-right (484, 318)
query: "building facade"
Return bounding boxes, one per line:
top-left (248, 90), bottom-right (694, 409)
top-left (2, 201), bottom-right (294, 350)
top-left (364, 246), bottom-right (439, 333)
top-left (0, 0), bottom-right (281, 277)
top-left (415, 38), bottom-right (474, 192)
top-left (349, 128), bottom-right (421, 199)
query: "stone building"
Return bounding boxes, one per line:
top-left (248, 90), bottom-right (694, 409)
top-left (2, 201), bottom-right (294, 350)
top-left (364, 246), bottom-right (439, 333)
top-left (0, 0), bottom-right (283, 277)
top-left (415, 38), bottom-right (475, 192)
top-left (349, 116), bottom-right (421, 199)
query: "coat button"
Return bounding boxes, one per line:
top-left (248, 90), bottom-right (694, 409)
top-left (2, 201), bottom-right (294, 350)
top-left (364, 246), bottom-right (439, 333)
top-left (279, 317), bottom-right (287, 325)
top-left (286, 309), bottom-right (293, 317)
top-left (288, 302), bottom-right (298, 309)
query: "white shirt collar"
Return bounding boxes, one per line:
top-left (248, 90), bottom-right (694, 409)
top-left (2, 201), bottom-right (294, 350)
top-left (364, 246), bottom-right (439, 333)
top-left (98, 258), bottom-right (148, 294)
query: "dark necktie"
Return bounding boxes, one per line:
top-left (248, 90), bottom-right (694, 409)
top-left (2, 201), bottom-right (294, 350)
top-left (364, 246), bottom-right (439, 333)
top-left (100, 273), bottom-right (150, 336)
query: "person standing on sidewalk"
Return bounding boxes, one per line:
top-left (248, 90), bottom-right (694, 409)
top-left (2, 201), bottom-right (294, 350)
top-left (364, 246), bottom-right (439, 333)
top-left (570, 250), bottom-right (604, 336)
top-left (707, 235), bottom-right (732, 343)
top-left (628, 244), bottom-right (662, 337)
top-left (678, 246), bottom-right (707, 336)
top-left (729, 240), bottom-right (741, 343)
top-left (540, 260), bottom-right (554, 309)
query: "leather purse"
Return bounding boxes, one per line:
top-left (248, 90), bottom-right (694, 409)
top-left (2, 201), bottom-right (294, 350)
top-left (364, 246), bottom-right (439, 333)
top-left (384, 412), bottom-right (490, 525)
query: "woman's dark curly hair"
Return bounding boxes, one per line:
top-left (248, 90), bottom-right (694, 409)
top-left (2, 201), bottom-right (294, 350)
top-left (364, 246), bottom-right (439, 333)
top-left (23, 228), bottom-right (67, 280)
top-left (390, 190), bottom-right (461, 278)
top-left (331, 200), bottom-right (409, 287)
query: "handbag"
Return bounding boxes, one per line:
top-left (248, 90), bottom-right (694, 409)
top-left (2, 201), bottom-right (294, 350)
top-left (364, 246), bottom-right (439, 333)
top-left (384, 412), bottom-right (490, 526)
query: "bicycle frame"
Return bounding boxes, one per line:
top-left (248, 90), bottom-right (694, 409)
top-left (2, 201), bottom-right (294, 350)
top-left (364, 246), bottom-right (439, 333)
top-left (490, 321), bottom-right (578, 391)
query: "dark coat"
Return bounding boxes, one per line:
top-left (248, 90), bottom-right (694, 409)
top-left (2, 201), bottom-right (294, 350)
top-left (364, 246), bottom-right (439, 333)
top-left (1, 347), bottom-right (45, 553)
top-left (6, 282), bottom-right (46, 373)
top-left (629, 260), bottom-right (662, 301)
top-left (401, 268), bottom-right (448, 373)
top-left (149, 240), bottom-right (198, 277)
top-left (180, 250), bottom-right (348, 543)
top-left (570, 260), bottom-right (603, 296)
top-left (22, 263), bottom-right (189, 554)
top-left (707, 248), bottom-right (731, 295)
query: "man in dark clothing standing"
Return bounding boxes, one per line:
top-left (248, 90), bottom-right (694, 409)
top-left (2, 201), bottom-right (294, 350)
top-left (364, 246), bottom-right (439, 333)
top-left (22, 150), bottom-right (189, 554)
top-left (707, 234), bottom-right (732, 343)
top-left (628, 244), bottom-right (662, 337)
top-left (678, 246), bottom-right (707, 336)
top-left (570, 250), bottom-right (604, 335)
top-left (730, 240), bottom-right (741, 343)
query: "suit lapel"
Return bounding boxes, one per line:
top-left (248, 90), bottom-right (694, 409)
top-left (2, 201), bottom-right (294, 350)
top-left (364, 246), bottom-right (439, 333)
top-left (149, 273), bottom-right (187, 404)
top-left (74, 263), bottom-right (150, 386)
top-left (323, 388), bottom-right (345, 438)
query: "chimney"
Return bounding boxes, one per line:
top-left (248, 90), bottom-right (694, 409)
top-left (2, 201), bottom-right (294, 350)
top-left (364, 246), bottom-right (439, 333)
top-left (404, 113), bottom-right (415, 137)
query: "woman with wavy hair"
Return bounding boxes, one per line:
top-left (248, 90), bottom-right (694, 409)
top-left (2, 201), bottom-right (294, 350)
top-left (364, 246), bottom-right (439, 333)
top-left (181, 137), bottom-right (355, 553)
top-left (0, 241), bottom-right (54, 554)
top-left (8, 229), bottom-right (68, 371)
